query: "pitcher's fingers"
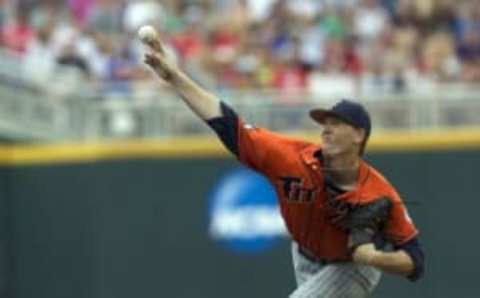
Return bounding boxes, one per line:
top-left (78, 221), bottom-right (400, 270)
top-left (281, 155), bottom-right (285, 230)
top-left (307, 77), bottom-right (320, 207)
top-left (144, 53), bottom-right (160, 67)
top-left (145, 35), bottom-right (165, 55)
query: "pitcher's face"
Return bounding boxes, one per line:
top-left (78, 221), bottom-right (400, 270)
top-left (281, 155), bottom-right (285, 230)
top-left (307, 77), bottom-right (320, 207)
top-left (321, 116), bottom-right (365, 157)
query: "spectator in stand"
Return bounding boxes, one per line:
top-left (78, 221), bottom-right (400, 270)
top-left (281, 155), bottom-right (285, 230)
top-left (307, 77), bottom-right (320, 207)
top-left (88, 0), bottom-right (125, 34)
top-left (104, 36), bottom-right (146, 94)
top-left (171, 20), bottom-right (205, 63)
top-left (353, 0), bottom-right (389, 43)
top-left (57, 38), bottom-right (90, 78)
top-left (1, 9), bottom-right (35, 56)
top-left (457, 28), bottom-right (480, 81)
top-left (0, 0), bottom-right (12, 31)
top-left (421, 31), bottom-right (456, 79)
top-left (454, 1), bottom-right (480, 43)
top-left (23, 24), bottom-right (56, 87)
top-left (2, 0), bottom-right (480, 95)
top-left (297, 16), bottom-right (327, 72)
top-left (68, 0), bottom-right (96, 28)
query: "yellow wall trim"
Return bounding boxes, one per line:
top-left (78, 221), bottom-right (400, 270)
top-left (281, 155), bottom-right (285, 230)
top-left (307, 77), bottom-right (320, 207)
top-left (0, 128), bottom-right (479, 165)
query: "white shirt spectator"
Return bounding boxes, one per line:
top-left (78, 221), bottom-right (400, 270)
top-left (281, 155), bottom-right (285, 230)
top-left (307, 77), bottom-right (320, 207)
top-left (353, 0), bottom-right (388, 41)
top-left (287, 0), bottom-right (323, 19)
top-left (76, 33), bottom-right (109, 80)
top-left (299, 23), bottom-right (327, 67)
top-left (23, 36), bottom-right (56, 87)
top-left (49, 23), bottom-right (78, 58)
top-left (123, 1), bottom-right (165, 32)
top-left (246, 0), bottom-right (277, 22)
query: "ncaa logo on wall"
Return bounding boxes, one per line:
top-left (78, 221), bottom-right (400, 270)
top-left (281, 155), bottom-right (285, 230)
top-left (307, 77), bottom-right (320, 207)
top-left (208, 167), bottom-right (288, 255)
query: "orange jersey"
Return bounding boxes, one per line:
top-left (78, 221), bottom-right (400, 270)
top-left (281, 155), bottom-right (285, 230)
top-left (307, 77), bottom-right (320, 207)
top-left (236, 119), bottom-right (418, 260)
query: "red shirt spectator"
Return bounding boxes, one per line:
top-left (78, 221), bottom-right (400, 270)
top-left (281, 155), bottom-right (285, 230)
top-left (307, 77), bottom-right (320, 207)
top-left (272, 62), bottom-right (308, 96)
top-left (171, 25), bottom-right (204, 61)
top-left (210, 26), bottom-right (241, 63)
top-left (344, 47), bottom-right (363, 76)
top-left (1, 15), bottom-right (35, 55)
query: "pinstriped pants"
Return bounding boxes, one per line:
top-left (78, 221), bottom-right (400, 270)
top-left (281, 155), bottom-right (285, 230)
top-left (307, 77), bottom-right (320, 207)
top-left (290, 242), bottom-right (382, 298)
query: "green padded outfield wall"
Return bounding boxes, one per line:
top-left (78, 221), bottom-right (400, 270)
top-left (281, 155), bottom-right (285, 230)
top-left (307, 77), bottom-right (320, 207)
top-left (0, 146), bottom-right (479, 298)
top-left (0, 166), bottom-right (12, 297)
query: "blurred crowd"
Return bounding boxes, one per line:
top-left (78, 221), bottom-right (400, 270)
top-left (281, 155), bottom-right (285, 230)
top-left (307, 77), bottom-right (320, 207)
top-left (0, 0), bottom-right (480, 98)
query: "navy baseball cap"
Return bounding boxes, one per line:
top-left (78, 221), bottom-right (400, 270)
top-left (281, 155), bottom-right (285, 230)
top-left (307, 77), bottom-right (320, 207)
top-left (309, 99), bottom-right (372, 137)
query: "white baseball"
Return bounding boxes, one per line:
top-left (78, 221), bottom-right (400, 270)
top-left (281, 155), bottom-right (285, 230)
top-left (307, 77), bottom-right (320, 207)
top-left (138, 25), bottom-right (157, 43)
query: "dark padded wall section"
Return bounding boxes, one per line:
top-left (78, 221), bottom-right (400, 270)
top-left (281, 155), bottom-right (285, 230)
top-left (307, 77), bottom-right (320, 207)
top-left (1, 150), bottom-right (478, 298)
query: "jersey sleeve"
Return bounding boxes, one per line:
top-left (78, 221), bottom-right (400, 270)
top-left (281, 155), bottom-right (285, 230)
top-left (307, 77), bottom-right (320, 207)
top-left (206, 101), bottom-right (240, 157)
top-left (236, 118), bottom-right (304, 174)
top-left (206, 101), bottom-right (303, 174)
top-left (396, 237), bottom-right (425, 282)
top-left (384, 190), bottom-right (419, 246)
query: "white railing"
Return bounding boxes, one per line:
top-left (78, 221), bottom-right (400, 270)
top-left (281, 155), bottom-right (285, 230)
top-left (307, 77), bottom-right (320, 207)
top-left (2, 83), bottom-right (480, 142)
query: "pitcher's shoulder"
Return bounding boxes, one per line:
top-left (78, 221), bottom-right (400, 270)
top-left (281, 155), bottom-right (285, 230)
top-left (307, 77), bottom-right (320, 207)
top-left (361, 163), bottom-right (401, 200)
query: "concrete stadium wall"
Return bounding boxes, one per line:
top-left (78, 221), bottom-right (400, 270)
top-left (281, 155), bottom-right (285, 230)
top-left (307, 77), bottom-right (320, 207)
top-left (0, 147), bottom-right (478, 298)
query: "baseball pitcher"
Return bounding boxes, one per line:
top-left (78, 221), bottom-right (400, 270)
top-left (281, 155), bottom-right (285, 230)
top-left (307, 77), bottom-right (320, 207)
top-left (141, 28), bottom-right (425, 298)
